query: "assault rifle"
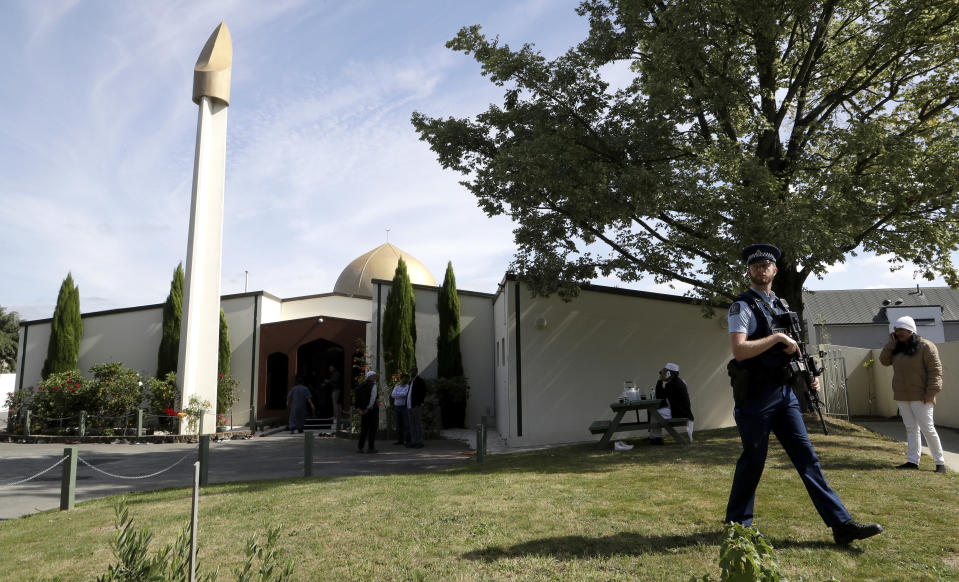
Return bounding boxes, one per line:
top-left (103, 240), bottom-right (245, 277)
top-left (774, 310), bottom-right (829, 435)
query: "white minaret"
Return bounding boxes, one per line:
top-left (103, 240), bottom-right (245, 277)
top-left (177, 23), bottom-right (232, 435)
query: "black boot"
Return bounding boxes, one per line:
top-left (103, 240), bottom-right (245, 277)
top-left (832, 520), bottom-right (883, 546)
top-left (935, 464), bottom-right (947, 474)
top-left (895, 462), bottom-right (919, 470)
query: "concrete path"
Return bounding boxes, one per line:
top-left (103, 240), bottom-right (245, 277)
top-left (852, 418), bottom-right (959, 472)
top-left (0, 432), bottom-right (473, 521)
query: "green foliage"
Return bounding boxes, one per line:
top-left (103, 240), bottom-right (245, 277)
top-left (32, 370), bottom-right (92, 426)
top-left (232, 527), bottom-right (295, 582)
top-left (4, 388), bottom-right (29, 432)
top-left (42, 273), bottom-right (82, 378)
top-left (182, 395), bottom-right (211, 434)
top-left (217, 374), bottom-right (240, 415)
top-left (412, 1), bottom-right (959, 315)
top-left (218, 308), bottom-right (231, 378)
top-left (157, 263), bottom-right (184, 378)
top-left (716, 522), bottom-right (782, 582)
top-left (381, 258), bottom-right (417, 381)
top-left (430, 376), bottom-right (469, 405)
top-left (436, 261), bottom-right (464, 378)
top-left (89, 363), bottom-right (145, 420)
top-left (0, 306), bottom-right (20, 372)
top-left (92, 498), bottom-right (295, 582)
top-left (146, 372), bottom-right (179, 418)
top-left (96, 498), bottom-right (215, 582)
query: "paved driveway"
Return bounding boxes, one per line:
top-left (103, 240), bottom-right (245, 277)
top-left (0, 433), bottom-right (472, 521)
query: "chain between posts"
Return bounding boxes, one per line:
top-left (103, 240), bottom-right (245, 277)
top-left (0, 455), bottom-right (69, 488)
top-left (77, 452), bottom-right (194, 479)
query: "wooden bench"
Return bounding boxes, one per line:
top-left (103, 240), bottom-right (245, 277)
top-left (589, 418), bottom-right (690, 435)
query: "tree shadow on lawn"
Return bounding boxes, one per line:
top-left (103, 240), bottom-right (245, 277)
top-left (462, 530), bottom-right (851, 562)
top-left (462, 529), bottom-right (722, 561)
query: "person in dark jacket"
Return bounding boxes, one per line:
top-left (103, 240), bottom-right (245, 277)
top-left (406, 366), bottom-right (427, 448)
top-left (354, 371), bottom-right (378, 453)
top-left (651, 363), bottom-right (695, 443)
top-left (287, 377), bottom-right (314, 434)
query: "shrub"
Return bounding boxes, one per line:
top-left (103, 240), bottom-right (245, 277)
top-left (32, 370), bottom-right (92, 430)
top-left (690, 522), bottom-right (784, 582)
top-left (89, 363), bottom-right (145, 422)
top-left (147, 372), bottom-right (179, 415)
top-left (216, 374), bottom-right (240, 415)
top-left (96, 498), bottom-right (295, 582)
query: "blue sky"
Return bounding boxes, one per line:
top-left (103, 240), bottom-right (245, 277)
top-left (0, 1), bottom-right (950, 322)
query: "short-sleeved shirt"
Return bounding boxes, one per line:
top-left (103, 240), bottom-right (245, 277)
top-left (727, 289), bottom-right (780, 336)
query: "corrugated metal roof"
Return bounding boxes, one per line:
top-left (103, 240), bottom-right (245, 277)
top-left (802, 286), bottom-right (959, 325)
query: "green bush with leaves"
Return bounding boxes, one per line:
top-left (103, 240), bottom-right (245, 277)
top-left (32, 370), bottom-right (92, 427)
top-left (95, 498), bottom-right (294, 582)
top-left (146, 371), bottom-right (179, 430)
top-left (217, 374), bottom-right (240, 415)
top-left (89, 363), bottom-right (145, 420)
top-left (690, 522), bottom-right (785, 582)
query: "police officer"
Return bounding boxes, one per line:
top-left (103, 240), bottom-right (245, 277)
top-left (726, 244), bottom-right (882, 545)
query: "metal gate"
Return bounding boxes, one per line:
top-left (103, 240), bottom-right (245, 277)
top-left (818, 350), bottom-right (850, 420)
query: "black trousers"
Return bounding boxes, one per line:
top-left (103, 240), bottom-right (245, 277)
top-left (358, 408), bottom-right (379, 451)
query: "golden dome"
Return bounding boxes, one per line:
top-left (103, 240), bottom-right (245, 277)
top-left (333, 243), bottom-right (437, 298)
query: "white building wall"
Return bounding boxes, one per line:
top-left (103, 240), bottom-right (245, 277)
top-left (259, 294), bottom-right (283, 324)
top-left (492, 285), bottom-right (510, 439)
top-left (502, 280), bottom-right (736, 448)
top-left (370, 281), bottom-right (495, 429)
top-left (221, 295), bottom-right (257, 425)
top-left (280, 295), bottom-right (372, 323)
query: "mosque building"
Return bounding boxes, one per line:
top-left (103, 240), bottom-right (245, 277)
top-left (14, 243), bottom-right (740, 448)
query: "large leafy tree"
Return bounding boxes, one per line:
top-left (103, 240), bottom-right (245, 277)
top-left (42, 272), bottom-right (83, 378)
top-left (381, 258), bottom-right (417, 382)
top-left (437, 261), bottom-right (464, 378)
top-left (412, 0), bottom-right (959, 315)
top-left (0, 307), bottom-right (20, 372)
top-left (156, 263), bottom-right (184, 378)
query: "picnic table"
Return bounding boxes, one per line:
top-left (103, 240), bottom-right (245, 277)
top-left (589, 399), bottom-right (689, 448)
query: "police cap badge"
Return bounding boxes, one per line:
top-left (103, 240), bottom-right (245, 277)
top-left (741, 244), bottom-right (781, 266)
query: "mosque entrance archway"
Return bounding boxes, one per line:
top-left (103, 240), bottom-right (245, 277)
top-left (266, 352), bottom-right (289, 410)
top-left (297, 339), bottom-right (344, 418)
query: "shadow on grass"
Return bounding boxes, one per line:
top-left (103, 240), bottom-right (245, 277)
top-left (462, 529), bottom-right (722, 561)
top-left (461, 529), bottom-right (857, 563)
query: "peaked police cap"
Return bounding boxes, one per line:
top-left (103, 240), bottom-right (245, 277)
top-left (741, 244), bottom-right (781, 265)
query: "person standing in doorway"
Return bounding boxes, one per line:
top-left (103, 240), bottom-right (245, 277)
top-left (324, 365), bottom-right (343, 429)
top-left (879, 315), bottom-right (947, 473)
top-left (726, 243), bottom-right (882, 545)
top-left (287, 377), bottom-right (314, 434)
top-left (406, 366), bottom-right (426, 448)
top-left (355, 370), bottom-right (379, 453)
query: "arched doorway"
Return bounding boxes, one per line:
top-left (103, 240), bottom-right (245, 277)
top-left (266, 352), bottom-right (289, 410)
top-left (297, 339), bottom-right (344, 418)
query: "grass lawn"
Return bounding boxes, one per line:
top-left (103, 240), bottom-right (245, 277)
top-left (1, 420), bottom-right (956, 581)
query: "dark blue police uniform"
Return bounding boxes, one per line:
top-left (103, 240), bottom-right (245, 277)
top-left (725, 289), bottom-right (851, 527)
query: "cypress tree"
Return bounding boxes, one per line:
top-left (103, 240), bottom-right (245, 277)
top-left (217, 308), bottom-right (231, 377)
top-left (41, 272), bottom-right (82, 378)
top-left (436, 261), bottom-right (464, 378)
top-left (381, 258), bottom-right (417, 381)
top-left (156, 263), bottom-right (184, 378)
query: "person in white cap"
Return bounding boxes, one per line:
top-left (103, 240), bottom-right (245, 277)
top-left (650, 363), bottom-right (694, 444)
top-left (879, 315), bottom-right (946, 473)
